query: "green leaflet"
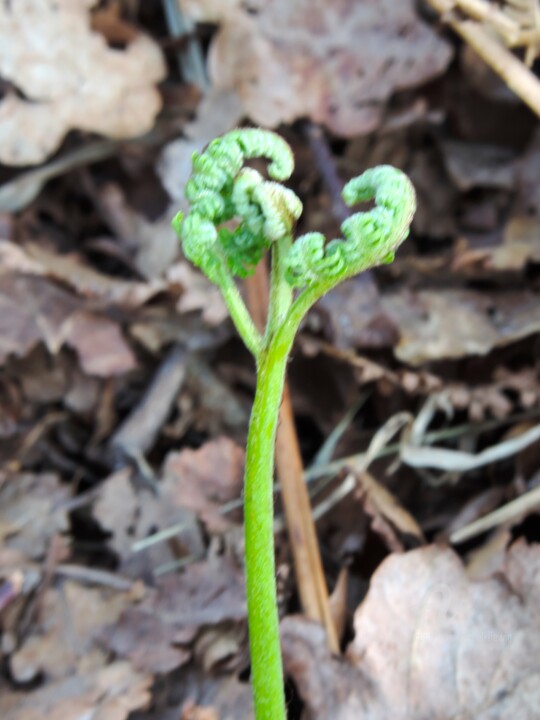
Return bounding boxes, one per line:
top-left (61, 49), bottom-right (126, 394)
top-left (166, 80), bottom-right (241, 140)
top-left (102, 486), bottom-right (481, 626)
top-left (174, 128), bottom-right (301, 280)
top-left (172, 127), bottom-right (416, 720)
top-left (174, 129), bottom-right (415, 292)
top-left (285, 165), bottom-right (416, 290)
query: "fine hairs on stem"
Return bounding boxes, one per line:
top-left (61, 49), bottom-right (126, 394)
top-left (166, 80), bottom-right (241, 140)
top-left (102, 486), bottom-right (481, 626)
top-left (173, 128), bottom-right (416, 720)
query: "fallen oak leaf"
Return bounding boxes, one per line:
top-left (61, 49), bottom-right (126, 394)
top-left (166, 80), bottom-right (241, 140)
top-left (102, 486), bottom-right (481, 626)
top-left (176, 665), bottom-right (254, 720)
top-left (0, 473), bottom-right (69, 561)
top-left (162, 437), bottom-right (245, 534)
top-left (65, 311), bottom-right (136, 377)
top-left (281, 616), bottom-right (376, 719)
top-left (168, 261), bottom-right (229, 326)
top-left (92, 468), bottom-right (204, 573)
top-left (9, 580), bottom-right (136, 684)
top-left (283, 541), bottom-right (540, 719)
top-left (383, 288), bottom-right (540, 365)
top-left (355, 471), bottom-right (425, 552)
top-left (104, 607), bottom-right (191, 674)
top-left (0, 661), bottom-right (151, 720)
top-left (25, 243), bottom-right (164, 309)
top-left (0, 274), bottom-right (79, 362)
top-left (0, 0), bottom-right (166, 165)
top-left (101, 557), bottom-right (248, 675)
top-left (0, 273), bottom-right (136, 375)
top-left (349, 543), bottom-right (540, 720)
top-left (181, 0), bottom-right (452, 136)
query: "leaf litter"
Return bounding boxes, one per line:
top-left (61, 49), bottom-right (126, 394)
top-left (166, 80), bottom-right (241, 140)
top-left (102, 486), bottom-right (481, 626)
top-left (283, 540), bottom-right (540, 719)
top-left (2, 1), bottom-right (540, 718)
top-left (0, 0), bottom-right (166, 166)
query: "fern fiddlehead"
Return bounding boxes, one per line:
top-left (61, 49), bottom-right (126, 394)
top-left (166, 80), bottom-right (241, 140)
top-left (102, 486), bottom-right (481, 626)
top-left (172, 128), bottom-right (416, 720)
top-left (286, 165), bottom-right (415, 291)
top-left (174, 129), bottom-right (301, 281)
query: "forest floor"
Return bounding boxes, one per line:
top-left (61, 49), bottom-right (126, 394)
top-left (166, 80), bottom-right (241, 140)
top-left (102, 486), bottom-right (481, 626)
top-left (1, 2), bottom-right (540, 719)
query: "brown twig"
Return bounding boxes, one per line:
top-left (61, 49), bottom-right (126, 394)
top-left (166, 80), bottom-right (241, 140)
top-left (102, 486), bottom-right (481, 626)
top-left (109, 344), bottom-right (187, 482)
top-left (302, 121), bottom-right (350, 225)
top-left (427, 0), bottom-right (540, 116)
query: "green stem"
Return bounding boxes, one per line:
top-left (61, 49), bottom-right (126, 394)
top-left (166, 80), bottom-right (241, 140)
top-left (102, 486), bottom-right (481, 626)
top-left (218, 270), bottom-right (263, 358)
top-left (265, 237), bottom-right (293, 343)
top-left (244, 330), bottom-right (295, 720)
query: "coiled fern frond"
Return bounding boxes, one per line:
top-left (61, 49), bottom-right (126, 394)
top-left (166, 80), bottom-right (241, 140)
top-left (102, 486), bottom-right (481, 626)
top-left (286, 165), bottom-right (416, 290)
top-left (174, 128), bottom-right (301, 280)
top-left (171, 127), bottom-right (416, 720)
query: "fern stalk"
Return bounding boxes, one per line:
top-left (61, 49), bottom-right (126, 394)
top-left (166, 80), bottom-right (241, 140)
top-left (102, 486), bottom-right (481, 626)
top-left (173, 128), bottom-right (416, 720)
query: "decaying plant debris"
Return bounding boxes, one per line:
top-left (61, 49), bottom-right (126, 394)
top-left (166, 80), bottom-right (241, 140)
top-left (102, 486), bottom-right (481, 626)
top-left (1, 1), bottom-right (540, 719)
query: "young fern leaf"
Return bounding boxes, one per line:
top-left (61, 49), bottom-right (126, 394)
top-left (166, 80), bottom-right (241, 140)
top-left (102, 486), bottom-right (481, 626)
top-left (286, 165), bottom-right (416, 292)
top-left (173, 129), bottom-right (302, 281)
top-left (172, 128), bottom-right (416, 720)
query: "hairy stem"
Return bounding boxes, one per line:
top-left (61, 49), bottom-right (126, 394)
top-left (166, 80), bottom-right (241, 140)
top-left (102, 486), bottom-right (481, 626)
top-left (265, 237), bottom-right (293, 343)
top-left (244, 332), bottom-right (294, 720)
top-left (218, 269), bottom-right (263, 358)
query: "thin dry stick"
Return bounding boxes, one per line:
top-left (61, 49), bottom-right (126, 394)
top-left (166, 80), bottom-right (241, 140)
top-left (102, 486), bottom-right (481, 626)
top-left (507, 0), bottom-right (540, 66)
top-left (450, 482), bottom-right (540, 543)
top-left (427, 0), bottom-right (540, 116)
top-left (451, 0), bottom-right (520, 40)
top-left (449, 0), bottom-right (540, 63)
top-left (245, 262), bottom-right (339, 653)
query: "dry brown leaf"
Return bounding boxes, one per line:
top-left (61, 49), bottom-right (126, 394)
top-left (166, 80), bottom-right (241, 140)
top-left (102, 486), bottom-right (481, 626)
top-left (408, 147), bottom-right (458, 238)
top-left (104, 607), bottom-right (191, 674)
top-left (10, 580), bottom-right (134, 684)
top-left (102, 557), bottom-right (247, 674)
top-left (194, 623), bottom-right (247, 673)
top-left (89, 183), bottom-right (180, 281)
top-left (168, 262), bottom-right (229, 326)
top-left (0, 242), bottom-right (43, 275)
top-left (157, 88), bottom-right (244, 319)
top-left (158, 87), bottom-right (245, 208)
top-left (162, 437), bottom-right (245, 533)
top-left (350, 542), bottom-right (540, 719)
top-left (460, 42), bottom-right (521, 102)
top-left (440, 140), bottom-right (517, 191)
top-left (383, 288), bottom-right (540, 365)
top-left (494, 366), bottom-right (540, 408)
top-left (24, 243), bottom-right (163, 308)
top-left (175, 666), bottom-right (254, 720)
top-left (93, 468), bottom-right (204, 572)
top-left (452, 216), bottom-right (540, 275)
top-left (182, 704), bottom-right (219, 720)
top-left (284, 541), bottom-right (540, 719)
top-left (93, 469), bottom-right (141, 561)
top-left (180, 0), bottom-right (452, 136)
top-left (65, 310), bottom-right (136, 377)
top-left (465, 527), bottom-right (514, 580)
top-left (491, 216), bottom-right (540, 270)
top-left (0, 0), bottom-right (166, 165)
top-left (446, 381), bottom-right (514, 421)
top-left (91, 2), bottom-right (139, 45)
top-left (282, 617), bottom-right (374, 718)
top-left (0, 274), bottom-right (80, 363)
top-left (153, 557), bottom-right (247, 629)
top-left (0, 273), bottom-right (135, 375)
top-left (316, 275), bottom-right (399, 350)
top-left (129, 305), bottom-right (231, 354)
top-left (0, 474), bottom-right (69, 560)
top-left (514, 127), bottom-right (540, 217)
top-left (356, 471), bottom-right (425, 552)
top-left (0, 661), bottom-right (151, 720)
